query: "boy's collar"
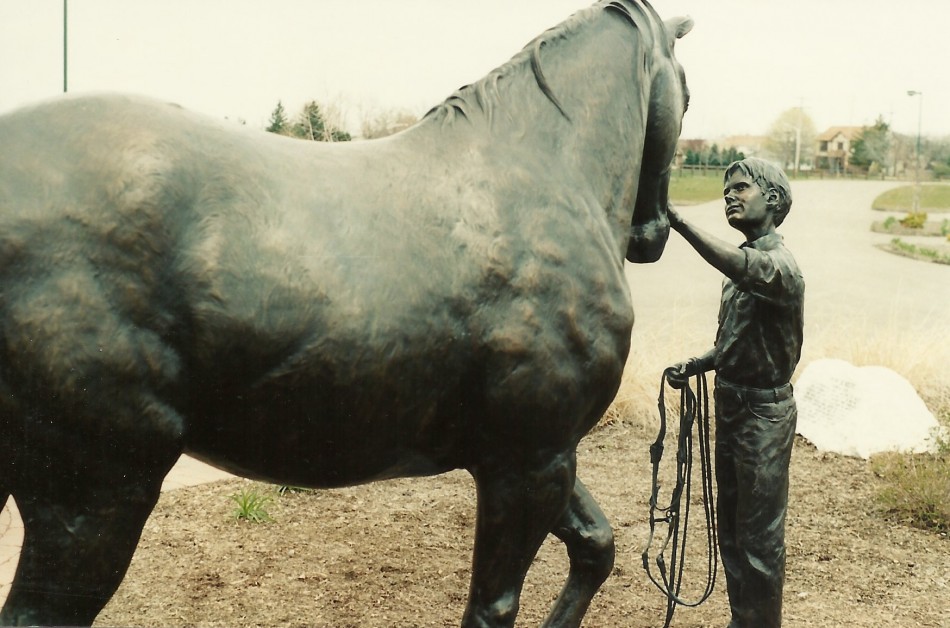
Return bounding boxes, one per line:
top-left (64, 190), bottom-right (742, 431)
top-left (742, 232), bottom-right (784, 249)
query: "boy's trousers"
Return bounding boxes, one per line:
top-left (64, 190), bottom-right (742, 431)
top-left (714, 378), bottom-right (797, 628)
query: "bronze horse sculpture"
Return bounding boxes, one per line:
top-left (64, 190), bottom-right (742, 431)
top-left (0, 1), bottom-right (692, 625)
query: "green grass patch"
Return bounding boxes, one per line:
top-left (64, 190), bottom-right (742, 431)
top-left (229, 487), bottom-right (274, 523)
top-left (669, 173), bottom-right (723, 205)
top-left (871, 184), bottom-right (950, 212)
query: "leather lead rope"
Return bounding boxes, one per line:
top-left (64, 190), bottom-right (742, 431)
top-left (642, 367), bottom-right (718, 627)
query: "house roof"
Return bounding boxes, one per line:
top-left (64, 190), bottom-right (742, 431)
top-left (677, 138), bottom-right (706, 151)
top-left (719, 135), bottom-right (767, 152)
top-left (817, 126), bottom-right (863, 142)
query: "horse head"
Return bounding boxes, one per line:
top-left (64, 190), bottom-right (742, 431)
top-left (625, 6), bottom-right (693, 263)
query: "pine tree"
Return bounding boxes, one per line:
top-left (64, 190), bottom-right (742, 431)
top-left (290, 101), bottom-right (351, 142)
top-left (266, 100), bottom-right (289, 135)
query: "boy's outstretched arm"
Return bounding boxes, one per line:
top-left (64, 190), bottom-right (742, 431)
top-left (667, 205), bottom-right (746, 282)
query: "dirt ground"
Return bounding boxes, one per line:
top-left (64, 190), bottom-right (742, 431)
top-left (97, 419), bottom-right (950, 627)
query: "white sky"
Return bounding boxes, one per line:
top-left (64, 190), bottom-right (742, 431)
top-left (1, 0), bottom-right (946, 139)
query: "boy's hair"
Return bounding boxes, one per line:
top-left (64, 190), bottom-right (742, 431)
top-left (724, 158), bottom-right (793, 226)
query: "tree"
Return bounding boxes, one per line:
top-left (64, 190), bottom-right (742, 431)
top-left (722, 146), bottom-right (746, 164)
top-left (265, 100), bottom-right (352, 142)
top-left (931, 136), bottom-right (950, 180)
top-left (764, 107), bottom-right (817, 173)
top-left (266, 100), bottom-right (289, 134)
top-left (290, 100), bottom-right (351, 142)
top-left (681, 143), bottom-right (744, 168)
top-left (850, 116), bottom-right (891, 171)
top-left (360, 108), bottom-right (418, 139)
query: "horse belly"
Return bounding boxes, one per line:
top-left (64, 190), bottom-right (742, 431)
top-left (183, 372), bottom-right (472, 488)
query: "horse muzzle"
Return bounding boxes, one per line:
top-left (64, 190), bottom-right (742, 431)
top-left (626, 215), bottom-right (670, 263)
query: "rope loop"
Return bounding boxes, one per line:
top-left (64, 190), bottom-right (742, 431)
top-left (642, 367), bottom-right (718, 627)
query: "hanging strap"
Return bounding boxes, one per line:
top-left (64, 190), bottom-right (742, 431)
top-left (642, 367), bottom-right (718, 627)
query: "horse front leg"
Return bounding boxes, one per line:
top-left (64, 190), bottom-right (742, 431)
top-left (542, 477), bottom-right (615, 628)
top-left (463, 451), bottom-right (575, 628)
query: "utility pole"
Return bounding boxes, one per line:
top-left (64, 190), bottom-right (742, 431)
top-left (793, 99), bottom-right (804, 177)
top-left (63, 0), bottom-right (68, 92)
top-left (907, 90), bottom-right (923, 212)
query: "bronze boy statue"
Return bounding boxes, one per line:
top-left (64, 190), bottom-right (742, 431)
top-left (666, 158), bottom-right (804, 628)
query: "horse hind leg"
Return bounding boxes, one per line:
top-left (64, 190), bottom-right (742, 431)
top-left (0, 275), bottom-right (185, 624)
top-left (542, 478), bottom-right (616, 628)
top-left (0, 463), bottom-right (171, 627)
top-left (0, 395), bottom-right (183, 625)
top-left (0, 395), bottom-right (182, 626)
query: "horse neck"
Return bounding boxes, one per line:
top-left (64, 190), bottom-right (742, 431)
top-left (555, 22), bottom-right (654, 221)
top-left (520, 11), bottom-right (657, 249)
top-left (410, 6), bottom-right (658, 249)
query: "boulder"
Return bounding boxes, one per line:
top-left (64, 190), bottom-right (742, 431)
top-left (794, 358), bottom-right (943, 459)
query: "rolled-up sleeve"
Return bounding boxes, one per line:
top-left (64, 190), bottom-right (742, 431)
top-left (735, 246), bottom-right (803, 306)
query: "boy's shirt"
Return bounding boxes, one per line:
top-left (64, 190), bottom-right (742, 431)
top-left (713, 233), bottom-right (804, 389)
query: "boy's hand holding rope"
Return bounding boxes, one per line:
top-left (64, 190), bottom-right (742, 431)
top-left (642, 363), bottom-right (718, 627)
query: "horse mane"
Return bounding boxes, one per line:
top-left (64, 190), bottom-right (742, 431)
top-left (423, 0), bottom-right (665, 129)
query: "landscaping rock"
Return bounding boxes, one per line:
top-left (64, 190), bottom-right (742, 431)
top-left (795, 358), bottom-right (943, 459)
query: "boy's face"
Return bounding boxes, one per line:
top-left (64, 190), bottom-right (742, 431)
top-left (723, 171), bottom-right (776, 238)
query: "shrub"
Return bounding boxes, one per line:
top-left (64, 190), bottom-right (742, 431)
top-left (899, 211), bottom-right (928, 229)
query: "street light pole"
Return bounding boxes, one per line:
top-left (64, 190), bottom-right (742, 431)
top-left (907, 90), bottom-right (923, 212)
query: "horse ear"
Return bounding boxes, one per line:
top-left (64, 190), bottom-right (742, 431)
top-left (665, 16), bottom-right (694, 40)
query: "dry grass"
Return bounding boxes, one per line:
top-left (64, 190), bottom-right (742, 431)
top-left (605, 317), bottom-right (712, 426)
top-left (826, 320), bottom-right (950, 533)
top-left (871, 450), bottom-right (950, 533)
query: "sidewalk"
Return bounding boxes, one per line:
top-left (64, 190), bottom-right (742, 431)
top-left (0, 456), bottom-right (233, 607)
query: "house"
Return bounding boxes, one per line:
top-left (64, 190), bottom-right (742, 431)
top-left (815, 126), bottom-right (863, 173)
top-left (719, 135), bottom-right (767, 158)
